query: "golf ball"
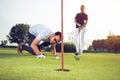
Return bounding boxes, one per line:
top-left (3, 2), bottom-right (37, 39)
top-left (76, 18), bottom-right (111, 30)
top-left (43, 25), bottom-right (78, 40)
top-left (56, 56), bottom-right (59, 59)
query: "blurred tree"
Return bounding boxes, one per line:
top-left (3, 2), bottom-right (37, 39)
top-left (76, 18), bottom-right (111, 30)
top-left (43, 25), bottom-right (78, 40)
top-left (106, 35), bottom-right (120, 53)
top-left (7, 23), bottom-right (29, 44)
top-left (92, 34), bottom-right (120, 53)
top-left (68, 32), bottom-right (74, 43)
top-left (92, 39), bottom-right (106, 52)
top-left (0, 40), bottom-right (7, 47)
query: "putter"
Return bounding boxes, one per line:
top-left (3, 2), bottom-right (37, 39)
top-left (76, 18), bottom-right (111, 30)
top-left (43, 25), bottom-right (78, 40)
top-left (74, 29), bottom-right (80, 61)
top-left (78, 30), bottom-right (80, 60)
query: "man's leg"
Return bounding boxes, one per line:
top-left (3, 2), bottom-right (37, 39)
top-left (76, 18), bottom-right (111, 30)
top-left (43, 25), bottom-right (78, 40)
top-left (22, 42), bottom-right (50, 55)
top-left (74, 28), bottom-right (80, 60)
top-left (22, 44), bottom-right (35, 55)
top-left (37, 42), bottom-right (50, 49)
top-left (18, 32), bottom-right (36, 55)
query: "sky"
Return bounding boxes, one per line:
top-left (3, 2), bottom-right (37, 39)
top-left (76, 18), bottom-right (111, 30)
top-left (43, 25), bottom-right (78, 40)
top-left (0, 0), bottom-right (120, 49)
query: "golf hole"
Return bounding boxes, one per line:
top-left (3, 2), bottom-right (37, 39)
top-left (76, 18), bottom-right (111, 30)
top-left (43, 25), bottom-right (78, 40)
top-left (56, 69), bottom-right (70, 72)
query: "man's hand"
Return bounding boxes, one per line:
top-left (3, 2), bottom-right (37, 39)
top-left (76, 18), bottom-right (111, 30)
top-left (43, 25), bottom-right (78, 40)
top-left (79, 26), bottom-right (84, 32)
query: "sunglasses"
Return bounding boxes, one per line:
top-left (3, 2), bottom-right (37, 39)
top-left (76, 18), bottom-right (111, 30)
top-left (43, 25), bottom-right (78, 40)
top-left (54, 38), bottom-right (58, 43)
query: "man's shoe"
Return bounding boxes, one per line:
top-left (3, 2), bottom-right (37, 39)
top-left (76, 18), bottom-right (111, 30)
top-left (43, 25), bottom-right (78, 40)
top-left (17, 43), bottom-right (23, 54)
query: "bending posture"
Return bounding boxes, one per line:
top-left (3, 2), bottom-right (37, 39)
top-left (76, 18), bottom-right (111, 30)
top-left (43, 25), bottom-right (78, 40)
top-left (17, 24), bottom-right (61, 59)
top-left (74, 5), bottom-right (88, 60)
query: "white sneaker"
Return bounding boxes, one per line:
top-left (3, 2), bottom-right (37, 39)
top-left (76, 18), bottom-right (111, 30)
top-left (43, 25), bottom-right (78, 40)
top-left (37, 54), bottom-right (45, 59)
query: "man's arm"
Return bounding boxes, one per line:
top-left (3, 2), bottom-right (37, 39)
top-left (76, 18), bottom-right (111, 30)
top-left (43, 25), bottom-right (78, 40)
top-left (74, 19), bottom-right (78, 24)
top-left (30, 38), bottom-right (42, 55)
top-left (51, 44), bottom-right (58, 56)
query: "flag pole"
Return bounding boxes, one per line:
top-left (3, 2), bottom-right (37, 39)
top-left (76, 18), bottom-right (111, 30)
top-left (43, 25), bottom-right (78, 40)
top-left (56, 0), bottom-right (69, 72)
top-left (61, 0), bottom-right (64, 71)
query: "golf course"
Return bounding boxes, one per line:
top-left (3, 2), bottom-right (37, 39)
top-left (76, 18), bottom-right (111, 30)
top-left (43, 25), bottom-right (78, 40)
top-left (0, 48), bottom-right (120, 80)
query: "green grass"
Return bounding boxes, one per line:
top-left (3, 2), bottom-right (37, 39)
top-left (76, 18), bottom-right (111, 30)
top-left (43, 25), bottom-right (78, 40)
top-left (0, 48), bottom-right (120, 80)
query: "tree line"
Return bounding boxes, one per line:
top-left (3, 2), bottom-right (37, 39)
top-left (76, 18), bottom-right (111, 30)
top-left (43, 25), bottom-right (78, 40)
top-left (89, 34), bottom-right (120, 53)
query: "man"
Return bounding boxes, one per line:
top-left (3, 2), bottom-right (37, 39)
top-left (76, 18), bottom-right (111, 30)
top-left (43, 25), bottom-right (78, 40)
top-left (74, 5), bottom-right (88, 60)
top-left (17, 24), bottom-right (61, 59)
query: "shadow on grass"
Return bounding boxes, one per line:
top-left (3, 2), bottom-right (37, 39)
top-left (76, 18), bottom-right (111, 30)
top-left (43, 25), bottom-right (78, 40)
top-left (0, 51), bottom-right (58, 59)
top-left (0, 52), bottom-right (30, 59)
top-left (56, 69), bottom-right (70, 72)
top-left (0, 53), bottom-right (20, 58)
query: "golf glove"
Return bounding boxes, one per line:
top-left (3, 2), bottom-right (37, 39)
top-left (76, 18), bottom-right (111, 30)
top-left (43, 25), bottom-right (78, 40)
top-left (37, 54), bottom-right (45, 59)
